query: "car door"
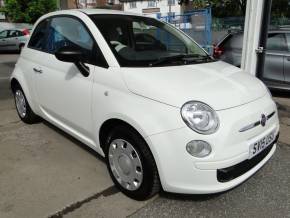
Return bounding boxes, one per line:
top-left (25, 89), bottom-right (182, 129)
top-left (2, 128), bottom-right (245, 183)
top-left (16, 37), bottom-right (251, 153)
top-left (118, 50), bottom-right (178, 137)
top-left (5, 30), bottom-right (19, 50)
top-left (218, 33), bottom-right (243, 67)
top-left (33, 16), bottom-right (101, 144)
top-left (0, 30), bottom-right (8, 50)
top-left (262, 32), bottom-right (287, 82)
top-left (284, 33), bottom-right (290, 83)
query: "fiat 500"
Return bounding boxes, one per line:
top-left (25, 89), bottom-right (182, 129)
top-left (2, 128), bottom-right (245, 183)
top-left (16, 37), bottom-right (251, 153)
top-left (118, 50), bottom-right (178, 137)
top-left (10, 9), bottom-right (280, 200)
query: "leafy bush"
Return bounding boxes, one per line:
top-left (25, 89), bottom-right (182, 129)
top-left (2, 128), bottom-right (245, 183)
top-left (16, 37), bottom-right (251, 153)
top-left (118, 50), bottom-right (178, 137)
top-left (1, 0), bottom-right (57, 23)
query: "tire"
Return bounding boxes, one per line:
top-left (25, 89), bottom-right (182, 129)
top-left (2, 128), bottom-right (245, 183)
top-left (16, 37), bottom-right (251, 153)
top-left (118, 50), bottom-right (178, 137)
top-left (19, 44), bottom-right (24, 53)
top-left (104, 125), bottom-right (160, 200)
top-left (13, 85), bottom-right (39, 124)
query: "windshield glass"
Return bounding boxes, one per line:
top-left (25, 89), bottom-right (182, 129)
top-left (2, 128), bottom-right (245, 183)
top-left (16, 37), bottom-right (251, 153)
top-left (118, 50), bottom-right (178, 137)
top-left (90, 14), bottom-right (214, 67)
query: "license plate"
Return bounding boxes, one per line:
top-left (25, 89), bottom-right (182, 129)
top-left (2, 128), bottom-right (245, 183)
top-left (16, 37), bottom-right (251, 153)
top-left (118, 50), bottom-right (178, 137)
top-left (249, 131), bottom-right (275, 159)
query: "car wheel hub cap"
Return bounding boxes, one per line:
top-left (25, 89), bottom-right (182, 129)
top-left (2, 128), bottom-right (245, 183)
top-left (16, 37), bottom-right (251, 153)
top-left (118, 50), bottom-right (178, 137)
top-left (109, 139), bottom-right (143, 191)
top-left (15, 90), bottom-right (26, 118)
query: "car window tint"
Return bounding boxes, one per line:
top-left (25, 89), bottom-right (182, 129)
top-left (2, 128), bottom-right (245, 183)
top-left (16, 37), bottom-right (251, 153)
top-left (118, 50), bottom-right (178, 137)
top-left (16, 31), bottom-right (24, 37)
top-left (28, 19), bottom-right (49, 50)
top-left (0, 30), bottom-right (8, 38)
top-left (133, 21), bottom-right (187, 53)
top-left (46, 16), bottom-right (94, 61)
top-left (8, 30), bottom-right (18, 38)
top-left (102, 23), bottom-right (131, 49)
top-left (267, 33), bottom-right (287, 51)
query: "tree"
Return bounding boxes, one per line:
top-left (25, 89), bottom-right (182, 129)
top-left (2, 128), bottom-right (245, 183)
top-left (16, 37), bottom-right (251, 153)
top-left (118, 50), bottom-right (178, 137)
top-left (1, 0), bottom-right (57, 23)
top-left (179, 0), bottom-right (247, 17)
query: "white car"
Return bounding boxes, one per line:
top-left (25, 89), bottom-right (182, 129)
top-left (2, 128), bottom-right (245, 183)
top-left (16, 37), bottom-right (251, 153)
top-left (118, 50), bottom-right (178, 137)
top-left (0, 29), bottom-right (30, 52)
top-left (10, 9), bottom-right (280, 200)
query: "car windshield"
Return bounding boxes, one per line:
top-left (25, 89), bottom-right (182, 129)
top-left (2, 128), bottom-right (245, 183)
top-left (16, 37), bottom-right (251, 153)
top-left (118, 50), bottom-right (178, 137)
top-left (90, 14), bottom-right (213, 67)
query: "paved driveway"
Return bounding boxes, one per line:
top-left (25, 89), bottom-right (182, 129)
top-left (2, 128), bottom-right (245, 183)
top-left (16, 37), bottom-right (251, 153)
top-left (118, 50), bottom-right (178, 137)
top-left (0, 54), bottom-right (289, 218)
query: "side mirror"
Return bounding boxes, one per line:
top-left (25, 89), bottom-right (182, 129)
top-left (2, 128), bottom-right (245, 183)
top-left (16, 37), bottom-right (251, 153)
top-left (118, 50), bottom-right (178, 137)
top-left (55, 46), bottom-right (90, 77)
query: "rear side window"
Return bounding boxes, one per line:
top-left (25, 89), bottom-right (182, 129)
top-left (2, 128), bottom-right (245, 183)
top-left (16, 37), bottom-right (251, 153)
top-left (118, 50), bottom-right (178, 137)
top-left (17, 31), bottom-right (24, 37)
top-left (267, 33), bottom-right (288, 51)
top-left (221, 33), bottom-right (243, 50)
top-left (28, 19), bottom-right (49, 51)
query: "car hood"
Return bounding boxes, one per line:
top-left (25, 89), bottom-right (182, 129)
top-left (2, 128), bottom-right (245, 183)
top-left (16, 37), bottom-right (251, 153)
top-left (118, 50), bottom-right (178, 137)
top-left (121, 61), bottom-right (267, 110)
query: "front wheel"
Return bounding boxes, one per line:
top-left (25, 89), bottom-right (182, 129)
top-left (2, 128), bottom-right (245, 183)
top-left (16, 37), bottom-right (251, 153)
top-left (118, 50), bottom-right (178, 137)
top-left (13, 85), bottom-right (39, 124)
top-left (105, 125), bottom-right (160, 200)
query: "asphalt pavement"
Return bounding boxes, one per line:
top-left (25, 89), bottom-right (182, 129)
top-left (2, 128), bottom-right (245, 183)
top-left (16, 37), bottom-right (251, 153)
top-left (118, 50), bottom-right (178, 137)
top-left (0, 53), bottom-right (289, 218)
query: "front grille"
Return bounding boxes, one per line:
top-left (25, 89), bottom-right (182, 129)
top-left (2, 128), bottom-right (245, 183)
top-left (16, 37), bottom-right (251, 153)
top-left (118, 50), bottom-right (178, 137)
top-left (217, 133), bottom-right (279, 183)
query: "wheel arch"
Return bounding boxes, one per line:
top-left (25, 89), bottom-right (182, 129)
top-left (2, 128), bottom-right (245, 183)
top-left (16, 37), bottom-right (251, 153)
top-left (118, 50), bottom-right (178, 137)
top-left (10, 78), bottom-right (21, 92)
top-left (10, 74), bottom-right (39, 115)
top-left (99, 118), bottom-right (148, 152)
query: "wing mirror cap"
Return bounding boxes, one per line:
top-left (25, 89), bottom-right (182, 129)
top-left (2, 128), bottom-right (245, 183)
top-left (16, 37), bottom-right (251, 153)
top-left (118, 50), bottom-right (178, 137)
top-left (55, 46), bottom-right (83, 63)
top-left (55, 46), bottom-right (90, 77)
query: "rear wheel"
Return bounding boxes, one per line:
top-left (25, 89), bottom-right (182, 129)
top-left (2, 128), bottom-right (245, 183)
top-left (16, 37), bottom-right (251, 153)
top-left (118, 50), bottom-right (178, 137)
top-left (105, 125), bottom-right (160, 200)
top-left (13, 85), bottom-right (39, 124)
top-left (19, 44), bottom-right (24, 53)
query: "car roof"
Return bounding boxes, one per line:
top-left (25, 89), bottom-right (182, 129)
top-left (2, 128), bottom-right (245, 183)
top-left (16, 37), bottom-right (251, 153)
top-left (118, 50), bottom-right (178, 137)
top-left (228, 29), bottom-right (290, 36)
top-left (76, 8), bottom-right (138, 16)
top-left (38, 9), bottom-right (148, 24)
top-left (268, 30), bottom-right (290, 33)
top-left (217, 29), bottom-right (290, 46)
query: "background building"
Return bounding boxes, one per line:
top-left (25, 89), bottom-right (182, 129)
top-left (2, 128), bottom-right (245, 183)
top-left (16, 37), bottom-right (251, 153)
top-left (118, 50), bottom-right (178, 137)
top-left (58, 0), bottom-right (122, 10)
top-left (121, 0), bottom-right (180, 18)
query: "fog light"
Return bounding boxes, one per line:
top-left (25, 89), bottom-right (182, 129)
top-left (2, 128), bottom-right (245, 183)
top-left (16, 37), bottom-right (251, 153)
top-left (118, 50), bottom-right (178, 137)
top-left (186, 140), bottom-right (212, 158)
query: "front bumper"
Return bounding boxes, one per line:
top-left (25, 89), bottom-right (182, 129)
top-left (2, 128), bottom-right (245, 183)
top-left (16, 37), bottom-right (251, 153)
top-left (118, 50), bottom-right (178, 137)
top-left (146, 95), bottom-right (279, 194)
top-left (217, 133), bottom-right (278, 183)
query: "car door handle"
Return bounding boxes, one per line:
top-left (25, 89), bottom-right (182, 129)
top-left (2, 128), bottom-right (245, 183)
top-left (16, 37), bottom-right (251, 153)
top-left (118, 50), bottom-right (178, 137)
top-left (33, 68), bottom-right (43, 74)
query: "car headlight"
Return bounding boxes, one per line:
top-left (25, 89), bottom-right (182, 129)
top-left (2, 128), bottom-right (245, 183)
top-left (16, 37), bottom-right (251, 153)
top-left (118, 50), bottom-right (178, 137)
top-left (181, 101), bottom-right (219, 134)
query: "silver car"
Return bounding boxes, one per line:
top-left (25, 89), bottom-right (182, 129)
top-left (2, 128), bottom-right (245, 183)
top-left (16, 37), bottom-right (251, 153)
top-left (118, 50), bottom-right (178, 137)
top-left (214, 30), bottom-right (290, 91)
top-left (0, 29), bottom-right (30, 52)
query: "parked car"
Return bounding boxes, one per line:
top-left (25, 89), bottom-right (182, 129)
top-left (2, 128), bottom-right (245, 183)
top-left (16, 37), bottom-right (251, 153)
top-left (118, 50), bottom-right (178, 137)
top-left (0, 28), bottom-right (30, 52)
top-left (214, 30), bottom-right (290, 90)
top-left (11, 10), bottom-right (279, 200)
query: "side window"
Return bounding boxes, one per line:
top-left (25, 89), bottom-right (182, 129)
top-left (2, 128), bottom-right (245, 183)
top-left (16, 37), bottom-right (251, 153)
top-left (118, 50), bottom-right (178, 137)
top-left (7, 30), bottom-right (16, 38)
top-left (28, 19), bottom-right (49, 50)
top-left (0, 30), bottom-right (8, 39)
top-left (7, 30), bottom-right (23, 38)
top-left (267, 33), bottom-right (288, 52)
top-left (16, 31), bottom-right (24, 37)
top-left (46, 17), bottom-right (94, 62)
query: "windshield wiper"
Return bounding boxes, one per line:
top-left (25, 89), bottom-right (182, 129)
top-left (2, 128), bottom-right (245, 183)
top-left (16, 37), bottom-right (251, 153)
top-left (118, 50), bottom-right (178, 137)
top-left (149, 54), bottom-right (213, 67)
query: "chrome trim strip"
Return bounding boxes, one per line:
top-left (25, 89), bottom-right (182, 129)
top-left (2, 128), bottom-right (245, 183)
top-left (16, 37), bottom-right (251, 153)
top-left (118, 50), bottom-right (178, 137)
top-left (267, 111), bottom-right (276, 120)
top-left (239, 121), bottom-right (260, 132)
top-left (239, 111), bottom-right (276, 132)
